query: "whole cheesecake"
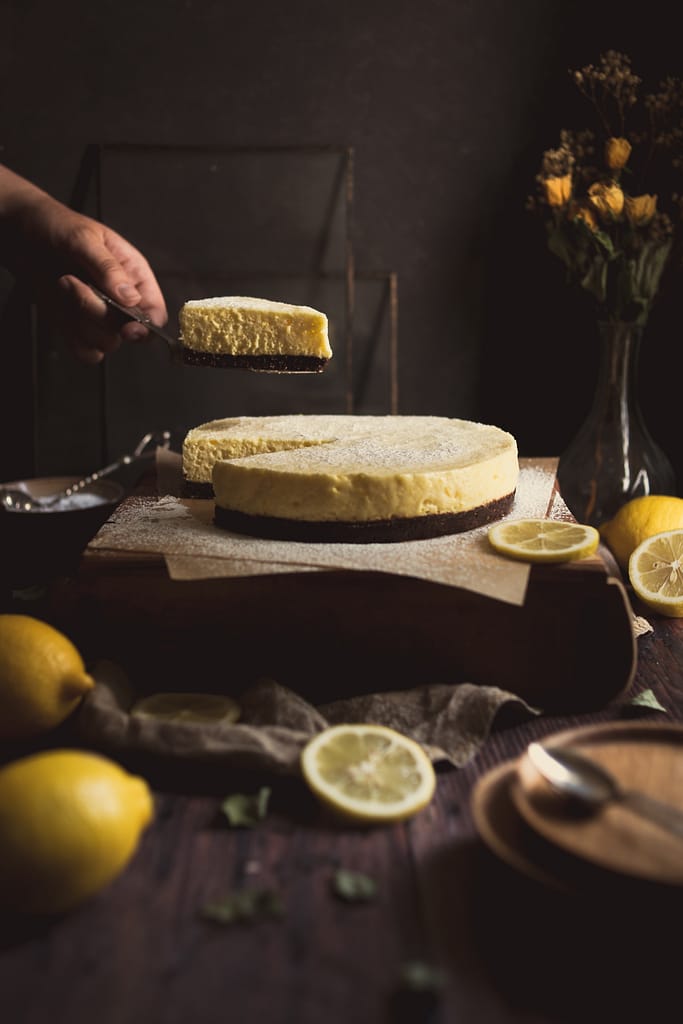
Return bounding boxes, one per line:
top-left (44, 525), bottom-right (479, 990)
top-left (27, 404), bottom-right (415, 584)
top-left (182, 414), bottom-right (518, 544)
top-left (179, 296), bottom-right (332, 373)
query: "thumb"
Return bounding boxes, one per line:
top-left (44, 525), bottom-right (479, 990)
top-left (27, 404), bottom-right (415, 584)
top-left (70, 229), bottom-right (141, 307)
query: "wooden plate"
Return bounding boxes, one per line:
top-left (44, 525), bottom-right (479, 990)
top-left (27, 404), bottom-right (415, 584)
top-left (512, 721), bottom-right (683, 886)
top-left (470, 759), bottom-right (634, 892)
top-left (471, 760), bottom-right (574, 890)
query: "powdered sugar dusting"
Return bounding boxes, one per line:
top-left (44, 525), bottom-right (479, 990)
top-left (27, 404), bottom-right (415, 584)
top-left (89, 461), bottom-right (558, 606)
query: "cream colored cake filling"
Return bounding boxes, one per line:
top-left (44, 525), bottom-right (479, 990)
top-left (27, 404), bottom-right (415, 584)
top-left (184, 414), bottom-right (382, 484)
top-left (203, 415), bottom-right (518, 523)
top-left (179, 296), bottom-right (332, 359)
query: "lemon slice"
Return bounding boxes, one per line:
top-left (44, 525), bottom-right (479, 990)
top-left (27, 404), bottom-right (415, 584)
top-left (487, 518), bottom-right (600, 563)
top-left (628, 529), bottom-right (683, 618)
top-left (300, 724), bottom-right (436, 823)
top-left (131, 692), bottom-right (241, 724)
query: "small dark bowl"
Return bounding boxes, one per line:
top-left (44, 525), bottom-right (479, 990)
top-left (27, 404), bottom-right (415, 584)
top-left (0, 475), bottom-right (124, 588)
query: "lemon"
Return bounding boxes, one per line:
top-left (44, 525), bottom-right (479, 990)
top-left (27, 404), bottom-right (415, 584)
top-left (487, 518), bottom-right (600, 563)
top-left (628, 528), bottom-right (683, 618)
top-left (0, 614), bottom-right (94, 741)
top-left (0, 748), bottom-right (153, 915)
top-left (600, 495), bottom-right (683, 571)
top-left (300, 724), bottom-right (436, 824)
top-left (131, 692), bottom-right (241, 724)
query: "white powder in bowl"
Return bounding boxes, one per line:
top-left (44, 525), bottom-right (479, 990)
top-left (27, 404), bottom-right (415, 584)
top-left (27, 492), bottom-right (112, 513)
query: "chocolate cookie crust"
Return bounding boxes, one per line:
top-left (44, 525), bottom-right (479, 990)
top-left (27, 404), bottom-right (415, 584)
top-left (182, 349), bottom-right (328, 373)
top-left (213, 492), bottom-right (515, 544)
top-left (182, 479), bottom-right (214, 499)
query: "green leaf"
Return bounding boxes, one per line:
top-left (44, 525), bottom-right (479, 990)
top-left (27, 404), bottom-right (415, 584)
top-left (579, 258), bottom-right (608, 303)
top-left (591, 226), bottom-right (616, 257)
top-left (399, 960), bottom-right (446, 993)
top-left (332, 869), bottom-right (378, 903)
top-left (221, 786), bottom-right (271, 827)
top-left (635, 239), bottom-right (672, 302)
top-left (546, 222), bottom-right (575, 267)
top-left (201, 887), bottom-right (284, 925)
top-left (630, 689), bottom-right (667, 712)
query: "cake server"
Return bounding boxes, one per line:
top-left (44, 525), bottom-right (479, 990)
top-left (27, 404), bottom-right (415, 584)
top-left (89, 285), bottom-right (184, 362)
top-left (88, 285), bottom-right (326, 373)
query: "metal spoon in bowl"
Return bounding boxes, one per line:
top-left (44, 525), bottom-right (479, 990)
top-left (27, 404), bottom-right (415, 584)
top-left (526, 741), bottom-right (683, 841)
top-left (0, 430), bottom-right (170, 512)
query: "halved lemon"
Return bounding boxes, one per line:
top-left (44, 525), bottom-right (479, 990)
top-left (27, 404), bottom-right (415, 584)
top-left (628, 528), bottom-right (683, 618)
top-left (131, 692), bottom-right (241, 724)
top-left (487, 518), bottom-right (600, 564)
top-left (300, 724), bottom-right (436, 823)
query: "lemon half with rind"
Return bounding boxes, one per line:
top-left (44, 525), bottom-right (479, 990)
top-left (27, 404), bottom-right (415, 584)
top-left (131, 692), bottom-right (241, 725)
top-left (301, 724), bottom-right (436, 823)
top-left (487, 518), bottom-right (600, 564)
top-left (628, 528), bottom-right (683, 618)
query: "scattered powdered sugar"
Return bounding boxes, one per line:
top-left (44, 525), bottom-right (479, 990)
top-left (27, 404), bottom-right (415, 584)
top-left (509, 461), bottom-right (557, 518)
top-left (90, 462), bottom-right (558, 606)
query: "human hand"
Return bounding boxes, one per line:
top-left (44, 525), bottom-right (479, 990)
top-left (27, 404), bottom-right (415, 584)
top-left (0, 167), bottom-right (168, 364)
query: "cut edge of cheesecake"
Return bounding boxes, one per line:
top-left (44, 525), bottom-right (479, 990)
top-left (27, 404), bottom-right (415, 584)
top-left (182, 414), bottom-right (378, 496)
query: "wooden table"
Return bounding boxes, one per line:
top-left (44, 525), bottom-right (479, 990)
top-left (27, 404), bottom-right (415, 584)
top-left (1, 584), bottom-right (682, 1024)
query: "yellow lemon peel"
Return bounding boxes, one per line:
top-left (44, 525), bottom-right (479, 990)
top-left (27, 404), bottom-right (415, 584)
top-left (0, 614), bottom-right (94, 740)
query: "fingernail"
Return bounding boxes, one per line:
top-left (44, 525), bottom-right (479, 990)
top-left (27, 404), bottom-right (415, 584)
top-left (127, 326), bottom-right (148, 342)
top-left (116, 283), bottom-right (141, 304)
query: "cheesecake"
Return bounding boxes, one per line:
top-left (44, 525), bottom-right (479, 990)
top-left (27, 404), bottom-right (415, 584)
top-left (178, 296), bottom-right (332, 373)
top-left (182, 414), bottom-right (519, 543)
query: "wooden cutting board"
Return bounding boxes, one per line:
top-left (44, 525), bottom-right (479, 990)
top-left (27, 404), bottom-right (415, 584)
top-left (51, 532), bottom-right (637, 713)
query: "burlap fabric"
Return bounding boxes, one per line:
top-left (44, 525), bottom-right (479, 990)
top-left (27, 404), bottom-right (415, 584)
top-left (76, 660), bottom-right (538, 777)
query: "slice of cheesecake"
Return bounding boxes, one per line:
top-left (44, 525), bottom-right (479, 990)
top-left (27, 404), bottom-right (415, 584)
top-left (179, 296), bottom-right (332, 373)
top-left (184, 414), bottom-right (519, 543)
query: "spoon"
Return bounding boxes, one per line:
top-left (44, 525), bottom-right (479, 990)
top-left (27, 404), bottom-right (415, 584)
top-left (0, 430), bottom-right (170, 512)
top-left (526, 741), bottom-right (683, 841)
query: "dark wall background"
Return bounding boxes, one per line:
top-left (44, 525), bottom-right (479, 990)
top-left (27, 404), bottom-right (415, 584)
top-left (1, 0), bottom-right (682, 488)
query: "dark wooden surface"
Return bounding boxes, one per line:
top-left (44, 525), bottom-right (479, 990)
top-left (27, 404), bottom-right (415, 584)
top-left (1, 588), bottom-right (682, 1024)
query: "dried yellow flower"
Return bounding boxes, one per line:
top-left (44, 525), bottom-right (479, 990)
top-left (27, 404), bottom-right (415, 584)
top-left (604, 136), bottom-right (632, 170)
top-left (531, 52), bottom-right (683, 326)
top-left (588, 181), bottom-right (625, 219)
top-left (543, 174), bottom-right (572, 207)
top-left (624, 193), bottom-right (658, 225)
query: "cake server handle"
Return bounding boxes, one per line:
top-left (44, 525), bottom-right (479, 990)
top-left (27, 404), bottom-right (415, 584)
top-left (88, 284), bottom-right (183, 361)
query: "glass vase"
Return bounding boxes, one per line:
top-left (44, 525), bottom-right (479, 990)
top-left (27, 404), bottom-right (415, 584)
top-left (557, 320), bottom-right (676, 527)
